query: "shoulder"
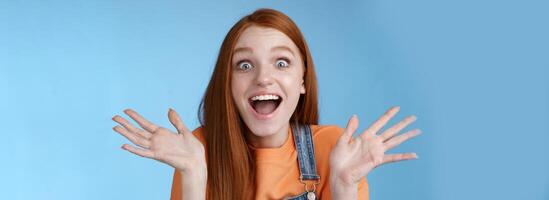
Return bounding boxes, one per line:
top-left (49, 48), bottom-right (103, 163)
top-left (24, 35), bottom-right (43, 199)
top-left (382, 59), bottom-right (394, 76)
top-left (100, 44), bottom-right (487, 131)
top-left (309, 125), bottom-right (345, 157)
top-left (310, 125), bottom-right (345, 147)
top-left (190, 126), bottom-right (207, 146)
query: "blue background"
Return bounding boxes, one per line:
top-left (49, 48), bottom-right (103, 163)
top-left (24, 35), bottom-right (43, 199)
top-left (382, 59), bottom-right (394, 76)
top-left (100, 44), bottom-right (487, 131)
top-left (1, 0), bottom-right (548, 199)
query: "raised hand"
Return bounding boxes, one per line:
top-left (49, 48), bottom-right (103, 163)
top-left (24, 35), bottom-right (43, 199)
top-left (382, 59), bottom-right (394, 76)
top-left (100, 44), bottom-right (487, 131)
top-left (329, 106), bottom-right (421, 197)
top-left (112, 108), bottom-right (206, 174)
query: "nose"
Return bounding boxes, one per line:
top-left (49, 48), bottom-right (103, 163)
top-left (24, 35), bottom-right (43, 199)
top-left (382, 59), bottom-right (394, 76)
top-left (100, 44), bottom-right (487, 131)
top-left (254, 64), bottom-right (274, 87)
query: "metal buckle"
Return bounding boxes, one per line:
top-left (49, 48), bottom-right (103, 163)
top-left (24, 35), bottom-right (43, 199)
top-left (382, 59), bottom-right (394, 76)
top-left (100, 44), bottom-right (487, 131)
top-left (299, 175), bottom-right (320, 193)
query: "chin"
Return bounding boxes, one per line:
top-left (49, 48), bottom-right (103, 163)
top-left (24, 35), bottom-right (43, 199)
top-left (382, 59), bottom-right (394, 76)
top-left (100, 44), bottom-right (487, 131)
top-left (245, 119), bottom-right (284, 137)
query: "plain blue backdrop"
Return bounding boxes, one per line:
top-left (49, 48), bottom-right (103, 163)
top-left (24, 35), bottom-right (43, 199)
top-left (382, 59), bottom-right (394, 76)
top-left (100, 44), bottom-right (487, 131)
top-left (1, 0), bottom-right (548, 199)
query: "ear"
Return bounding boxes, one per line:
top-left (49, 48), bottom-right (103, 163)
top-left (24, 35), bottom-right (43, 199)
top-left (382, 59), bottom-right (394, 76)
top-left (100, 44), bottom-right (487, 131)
top-left (300, 80), bottom-right (306, 94)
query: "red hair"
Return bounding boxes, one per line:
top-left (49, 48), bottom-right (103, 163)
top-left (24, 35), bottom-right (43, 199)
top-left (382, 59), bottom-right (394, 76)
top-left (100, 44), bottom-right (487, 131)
top-left (198, 8), bottom-right (319, 199)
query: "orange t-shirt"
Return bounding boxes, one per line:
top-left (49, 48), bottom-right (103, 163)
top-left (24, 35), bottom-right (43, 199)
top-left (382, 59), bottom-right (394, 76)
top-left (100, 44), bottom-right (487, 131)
top-left (170, 125), bottom-right (369, 200)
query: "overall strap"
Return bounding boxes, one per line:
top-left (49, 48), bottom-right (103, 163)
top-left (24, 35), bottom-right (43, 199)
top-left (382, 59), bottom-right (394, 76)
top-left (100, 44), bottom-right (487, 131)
top-left (292, 124), bottom-right (320, 181)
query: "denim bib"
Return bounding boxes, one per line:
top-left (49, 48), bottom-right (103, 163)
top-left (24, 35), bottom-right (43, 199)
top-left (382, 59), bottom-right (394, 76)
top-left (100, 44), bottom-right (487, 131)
top-left (283, 124), bottom-right (319, 200)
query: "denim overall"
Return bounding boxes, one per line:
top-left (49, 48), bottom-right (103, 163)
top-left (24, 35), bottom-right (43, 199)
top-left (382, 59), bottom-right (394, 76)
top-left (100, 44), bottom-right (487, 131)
top-left (284, 124), bottom-right (320, 200)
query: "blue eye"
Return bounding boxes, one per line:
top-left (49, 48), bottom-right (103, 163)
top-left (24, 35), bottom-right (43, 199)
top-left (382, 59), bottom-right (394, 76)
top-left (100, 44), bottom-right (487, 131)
top-left (237, 61), bottom-right (253, 71)
top-left (276, 59), bottom-right (289, 68)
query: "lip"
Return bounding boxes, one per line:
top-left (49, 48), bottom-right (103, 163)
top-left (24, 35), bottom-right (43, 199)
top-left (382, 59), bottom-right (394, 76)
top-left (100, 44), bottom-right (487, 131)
top-left (247, 92), bottom-right (283, 120)
top-left (247, 92), bottom-right (283, 101)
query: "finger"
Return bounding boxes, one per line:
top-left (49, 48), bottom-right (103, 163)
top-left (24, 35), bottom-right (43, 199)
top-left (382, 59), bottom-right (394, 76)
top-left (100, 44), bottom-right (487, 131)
top-left (112, 115), bottom-right (152, 139)
top-left (122, 144), bottom-right (155, 158)
top-left (337, 114), bottom-right (359, 146)
top-left (379, 115), bottom-right (417, 141)
top-left (124, 109), bottom-right (160, 133)
top-left (113, 126), bottom-right (151, 149)
top-left (381, 153), bottom-right (418, 165)
top-left (384, 129), bottom-right (421, 150)
top-left (168, 108), bottom-right (190, 134)
top-left (112, 115), bottom-right (140, 132)
top-left (360, 106), bottom-right (400, 140)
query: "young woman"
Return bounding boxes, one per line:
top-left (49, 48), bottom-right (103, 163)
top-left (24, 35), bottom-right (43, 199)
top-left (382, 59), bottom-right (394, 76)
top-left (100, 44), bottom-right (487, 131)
top-left (112, 8), bottom-right (420, 200)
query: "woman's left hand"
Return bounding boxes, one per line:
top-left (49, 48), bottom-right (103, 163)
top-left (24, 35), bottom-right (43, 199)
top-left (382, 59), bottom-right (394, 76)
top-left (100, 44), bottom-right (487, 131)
top-left (329, 106), bottom-right (421, 197)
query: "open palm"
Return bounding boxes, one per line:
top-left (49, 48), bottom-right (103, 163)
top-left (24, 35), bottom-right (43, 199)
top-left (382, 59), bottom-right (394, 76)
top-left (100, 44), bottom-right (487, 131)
top-left (112, 108), bottom-right (206, 173)
top-left (329, 106), bottom-right (421, 187)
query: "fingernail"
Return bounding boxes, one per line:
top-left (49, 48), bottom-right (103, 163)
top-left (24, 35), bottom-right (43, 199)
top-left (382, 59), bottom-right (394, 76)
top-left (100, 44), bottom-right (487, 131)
top-left (413, 153), bottom-right (419, 159)
top-left (352, 114), bottom-right (357, 118)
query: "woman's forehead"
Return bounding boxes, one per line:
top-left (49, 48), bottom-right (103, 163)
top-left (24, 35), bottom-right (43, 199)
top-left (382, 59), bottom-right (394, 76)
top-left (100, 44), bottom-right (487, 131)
top-left (234, 26), bottom-right (299, 54)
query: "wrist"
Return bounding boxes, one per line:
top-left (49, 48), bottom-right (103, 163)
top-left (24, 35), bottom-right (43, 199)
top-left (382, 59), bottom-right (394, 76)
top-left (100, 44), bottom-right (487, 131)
top-left (329, 172), bottom-right (358, 199)
top-left (179, 164), bottom-right (207, 200)
top-left (180, 162), bottom-right (207, 182)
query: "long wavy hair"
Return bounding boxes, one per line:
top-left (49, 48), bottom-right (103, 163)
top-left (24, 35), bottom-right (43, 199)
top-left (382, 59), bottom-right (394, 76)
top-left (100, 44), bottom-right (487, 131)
top-left (198, 8), bottom-right (319, 199)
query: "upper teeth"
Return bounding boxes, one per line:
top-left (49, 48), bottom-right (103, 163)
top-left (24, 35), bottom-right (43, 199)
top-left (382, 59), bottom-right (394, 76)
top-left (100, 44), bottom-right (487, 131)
top-left (251, 94), bottom-right (280, 101)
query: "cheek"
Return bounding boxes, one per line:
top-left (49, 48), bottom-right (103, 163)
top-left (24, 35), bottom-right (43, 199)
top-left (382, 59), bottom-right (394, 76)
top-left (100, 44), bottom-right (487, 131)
top-left (231, 76), bottom-right (242, 101)
top-left (281, 75), bottom-right (304, 98)
top-left (231, 74), bottom-right (250, 103)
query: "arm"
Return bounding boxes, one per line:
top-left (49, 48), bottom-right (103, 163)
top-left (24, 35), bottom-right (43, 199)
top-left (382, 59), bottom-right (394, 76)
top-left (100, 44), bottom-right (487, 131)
top-left (177, 167), bottom-right (207, 200)
top-left (172, 168), bottom-right (207, 200)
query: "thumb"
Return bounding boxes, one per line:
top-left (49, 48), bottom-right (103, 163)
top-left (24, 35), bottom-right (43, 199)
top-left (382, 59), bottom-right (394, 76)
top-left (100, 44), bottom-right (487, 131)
top-left (168, 108), bottom-right (189, 134)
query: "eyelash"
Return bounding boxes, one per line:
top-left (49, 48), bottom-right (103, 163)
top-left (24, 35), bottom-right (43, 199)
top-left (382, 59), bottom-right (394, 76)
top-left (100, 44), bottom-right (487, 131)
top-left (236, 57), bottom-right (291, 71)
top-left (236, 59), bottom-right (253, 71)
top-left (276, 58), bottom-right (291, 68)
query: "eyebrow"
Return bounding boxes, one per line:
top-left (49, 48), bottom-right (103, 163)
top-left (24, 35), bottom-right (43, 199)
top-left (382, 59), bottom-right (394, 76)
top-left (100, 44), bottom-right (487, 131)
top-left (234, 47), bottom-right (253, 54)
top-left (233, 45), bottom-right (295, 56)
top-left (271, 45), bottom-right (295, 56)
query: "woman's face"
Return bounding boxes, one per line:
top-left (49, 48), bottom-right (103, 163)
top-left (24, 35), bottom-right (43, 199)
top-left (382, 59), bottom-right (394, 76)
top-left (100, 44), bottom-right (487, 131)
top-left (231, 26), bottom-right (305, 140)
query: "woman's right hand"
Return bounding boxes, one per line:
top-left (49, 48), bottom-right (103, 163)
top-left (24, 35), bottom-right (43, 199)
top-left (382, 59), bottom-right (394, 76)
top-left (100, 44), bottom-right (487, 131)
top-left (112, 108), bottom-right (207, 176)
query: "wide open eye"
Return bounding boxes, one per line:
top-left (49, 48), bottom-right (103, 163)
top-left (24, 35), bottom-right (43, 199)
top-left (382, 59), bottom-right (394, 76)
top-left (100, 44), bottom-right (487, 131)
top-left (237, 61), bottom-right (253, 71)
top-left (275, 59), bottom-right (289, 68)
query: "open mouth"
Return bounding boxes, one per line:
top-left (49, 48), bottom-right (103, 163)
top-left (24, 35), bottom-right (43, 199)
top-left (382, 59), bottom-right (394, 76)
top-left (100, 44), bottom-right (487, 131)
top-left (248, 94), bottom-right (283, 116)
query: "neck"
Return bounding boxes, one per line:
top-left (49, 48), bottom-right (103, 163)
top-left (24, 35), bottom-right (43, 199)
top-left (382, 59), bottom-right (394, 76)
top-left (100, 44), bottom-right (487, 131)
top-left (247, 123), bottom-right (290, 148)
